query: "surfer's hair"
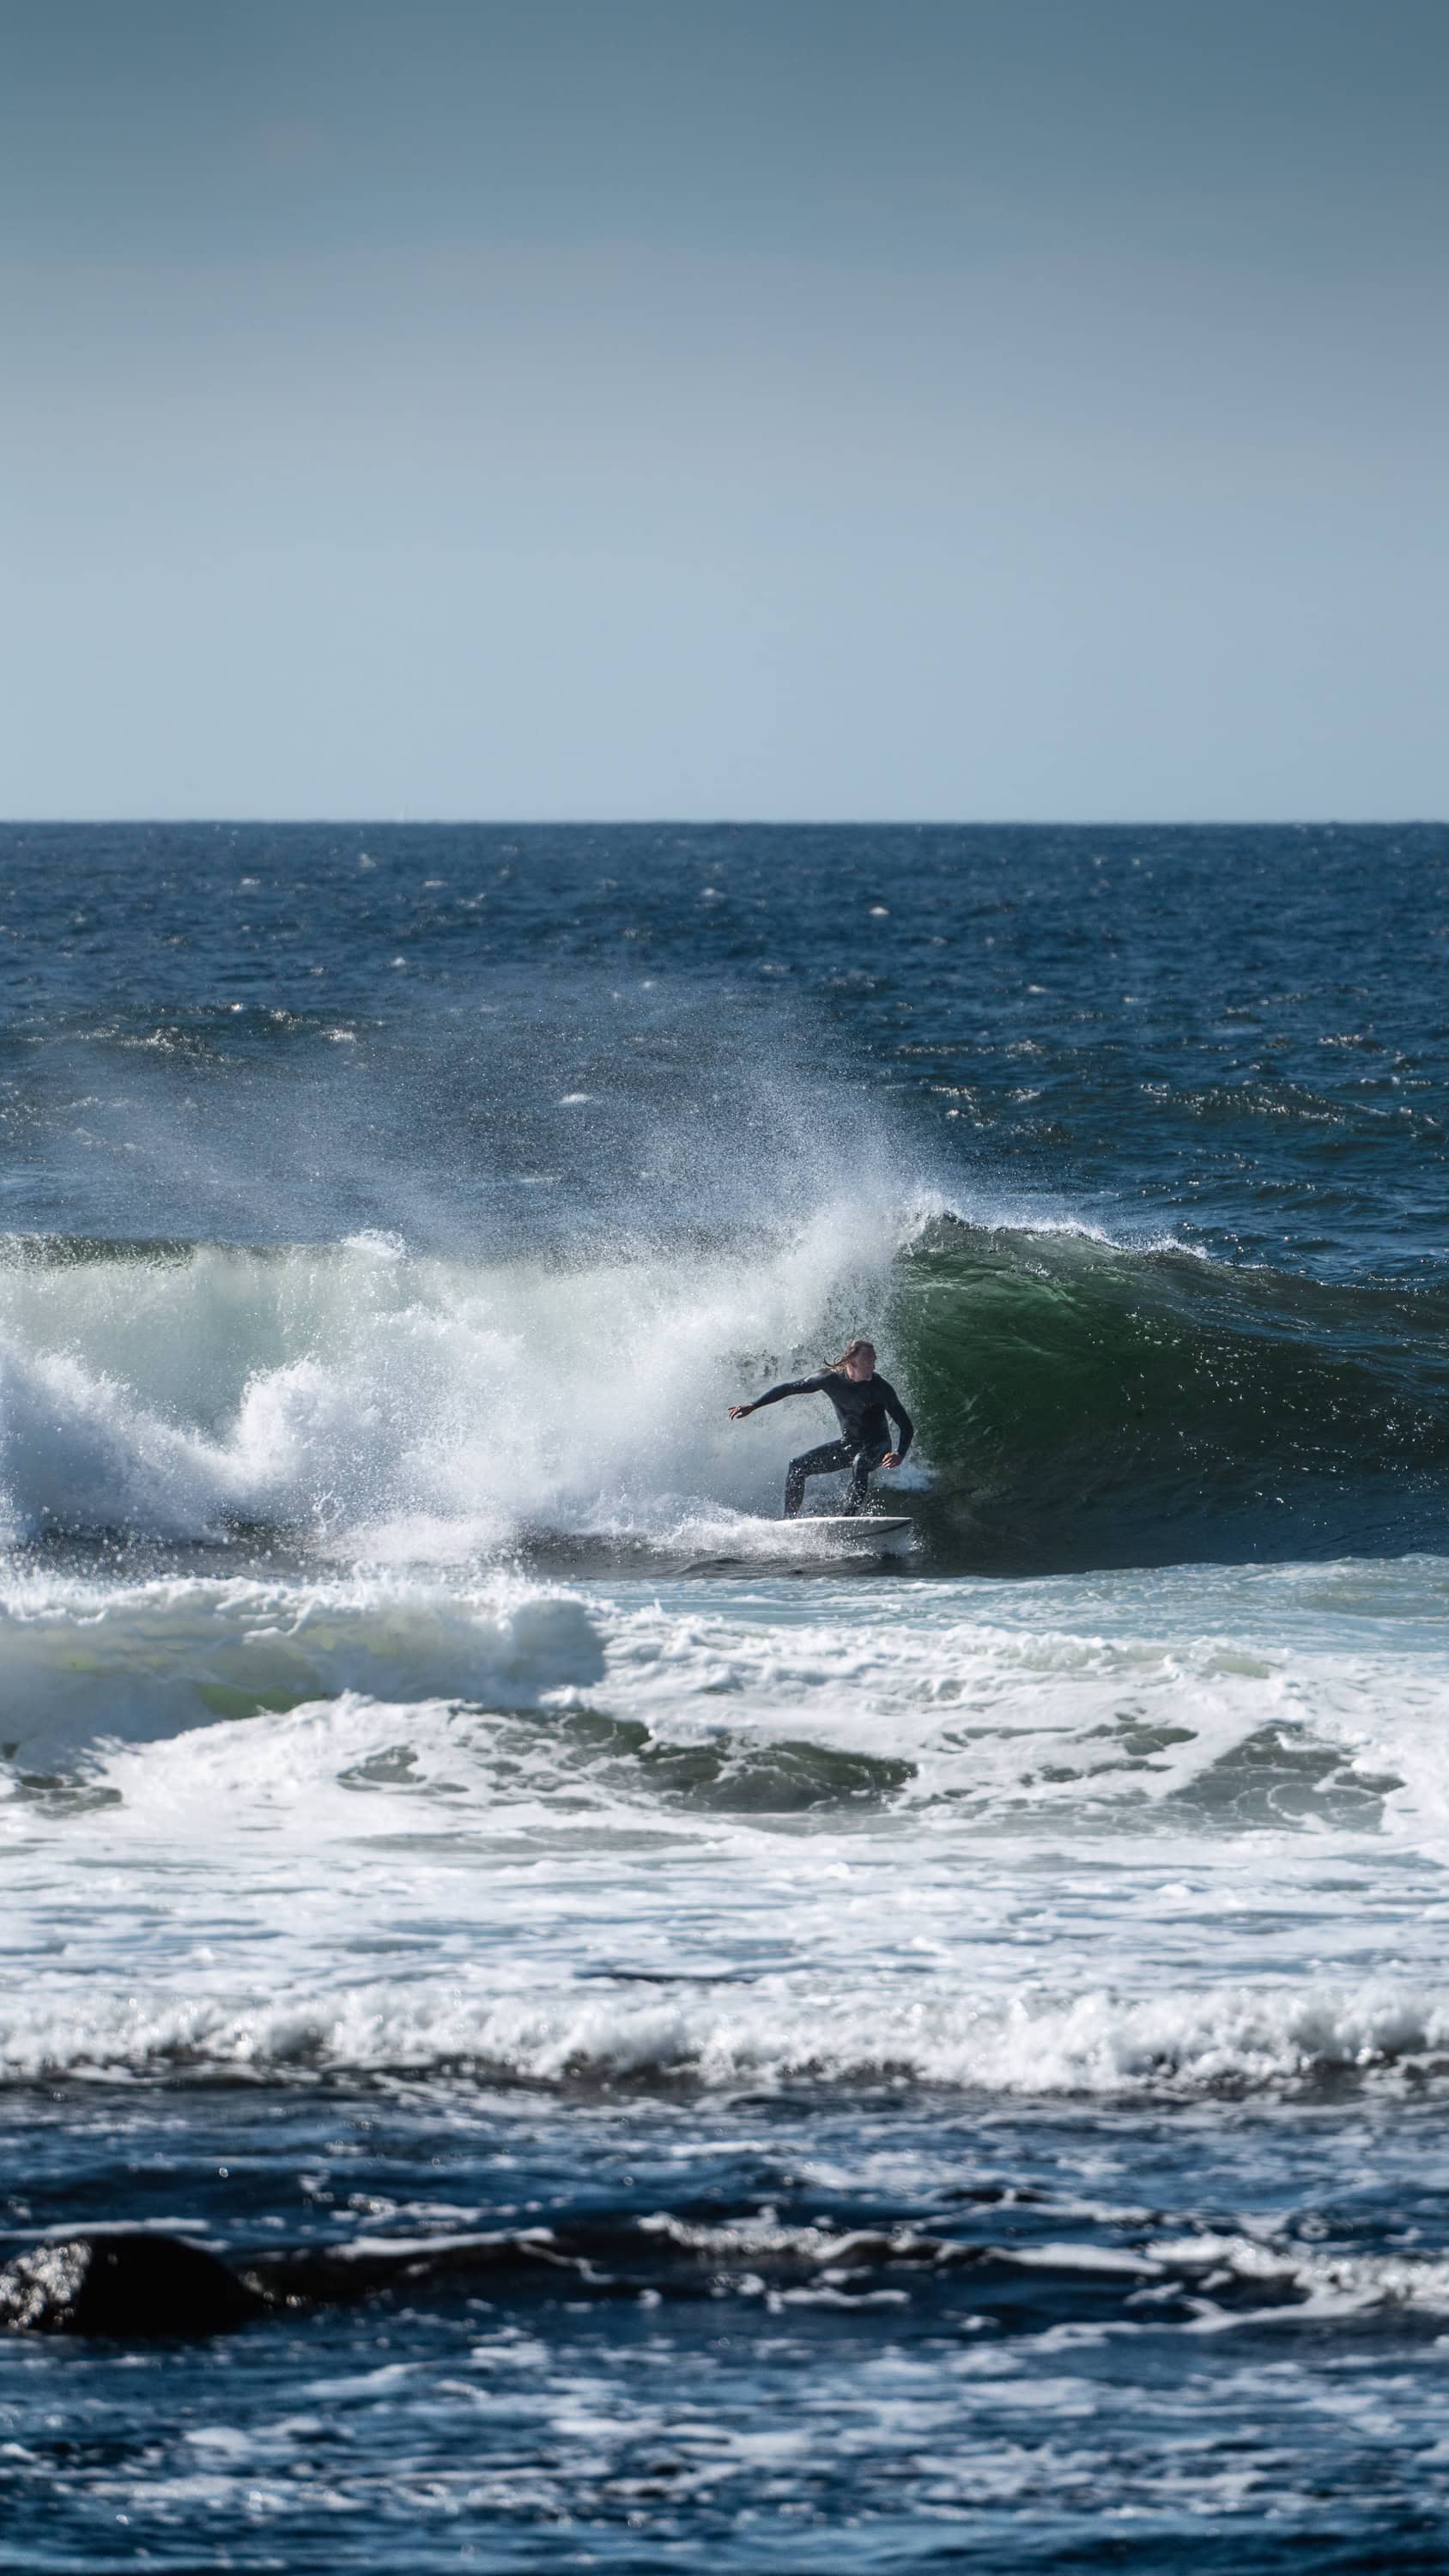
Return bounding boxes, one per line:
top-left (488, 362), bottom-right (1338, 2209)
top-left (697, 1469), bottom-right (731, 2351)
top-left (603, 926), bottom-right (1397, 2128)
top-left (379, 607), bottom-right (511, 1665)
top-left (832, 1338), bottom-right (876, 1370)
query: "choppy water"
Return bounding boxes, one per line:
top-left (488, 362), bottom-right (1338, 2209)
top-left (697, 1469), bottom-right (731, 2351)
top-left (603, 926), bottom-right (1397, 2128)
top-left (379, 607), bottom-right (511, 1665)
top-left (3, 823), bottom-right (1449, 2570)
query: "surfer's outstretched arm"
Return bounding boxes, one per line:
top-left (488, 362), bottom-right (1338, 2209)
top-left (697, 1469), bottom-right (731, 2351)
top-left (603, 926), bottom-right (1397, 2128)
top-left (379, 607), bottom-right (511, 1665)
top-left (729, 1376), bottom-right (828, 1422)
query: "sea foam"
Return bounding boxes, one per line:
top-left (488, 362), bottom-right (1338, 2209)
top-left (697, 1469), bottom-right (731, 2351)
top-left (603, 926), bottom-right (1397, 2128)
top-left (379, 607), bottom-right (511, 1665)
top-left (0, 1209), bottom-right (912, 1547)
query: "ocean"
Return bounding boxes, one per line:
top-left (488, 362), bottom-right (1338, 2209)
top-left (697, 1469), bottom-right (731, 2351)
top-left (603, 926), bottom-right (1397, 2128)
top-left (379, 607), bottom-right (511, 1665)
top-left (3, 820), bottom-right (1449, 2570)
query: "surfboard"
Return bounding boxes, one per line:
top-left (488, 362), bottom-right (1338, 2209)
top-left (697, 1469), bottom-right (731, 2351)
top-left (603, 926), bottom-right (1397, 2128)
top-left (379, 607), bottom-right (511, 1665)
top-left (797, 1515), bottom-right (912, 1535)
top-left (783, 1515), bottom-right (915, 1552)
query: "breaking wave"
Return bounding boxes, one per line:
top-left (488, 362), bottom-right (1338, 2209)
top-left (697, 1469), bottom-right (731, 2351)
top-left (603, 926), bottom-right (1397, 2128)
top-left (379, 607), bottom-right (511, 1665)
top-left (6, 1970), bottom-right (1449, 2102)
top-left (3, 1208), bottom-right (1448, 1571)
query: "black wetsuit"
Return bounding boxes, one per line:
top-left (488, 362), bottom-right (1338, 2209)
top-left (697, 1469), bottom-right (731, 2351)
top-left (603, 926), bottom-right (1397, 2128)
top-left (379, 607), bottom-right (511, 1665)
top-left (750, 1370), bottom-right (914, 1518)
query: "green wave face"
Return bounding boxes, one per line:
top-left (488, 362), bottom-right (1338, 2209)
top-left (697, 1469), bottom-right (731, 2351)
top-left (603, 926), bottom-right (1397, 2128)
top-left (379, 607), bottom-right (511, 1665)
top-left (889, 1222), bottom-right (1449, 1572)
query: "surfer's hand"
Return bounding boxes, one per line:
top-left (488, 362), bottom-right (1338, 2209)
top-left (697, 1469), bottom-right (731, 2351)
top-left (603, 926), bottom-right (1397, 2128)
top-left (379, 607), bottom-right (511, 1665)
top-left (882, 1451), bottom-right (901, 1471)
top-left (729, 1404), bottom-right (755, 1420)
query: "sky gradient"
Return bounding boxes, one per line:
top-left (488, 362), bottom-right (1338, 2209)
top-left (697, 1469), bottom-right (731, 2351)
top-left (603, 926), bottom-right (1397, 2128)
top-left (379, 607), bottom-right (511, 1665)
top-left (3, 0), bottom-right (1445, 819)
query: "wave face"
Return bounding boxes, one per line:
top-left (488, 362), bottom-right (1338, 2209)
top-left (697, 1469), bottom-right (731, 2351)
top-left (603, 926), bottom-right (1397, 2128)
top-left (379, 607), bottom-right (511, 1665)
top-left (892, 1220), bottom-right (1449, 1568)
top-left (4, 1213), bottom-right (1448, 1571)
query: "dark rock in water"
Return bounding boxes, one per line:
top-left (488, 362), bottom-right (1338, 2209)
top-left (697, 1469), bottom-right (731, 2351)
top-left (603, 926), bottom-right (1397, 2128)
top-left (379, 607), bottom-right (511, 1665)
top-left (0, 2233), bottom-right (264, 2338)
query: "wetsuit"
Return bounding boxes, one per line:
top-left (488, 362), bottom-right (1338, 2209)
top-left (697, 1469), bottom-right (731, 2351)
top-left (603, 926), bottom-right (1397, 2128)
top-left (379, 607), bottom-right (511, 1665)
top-left (750, 1370), bottom-right (914, 1518)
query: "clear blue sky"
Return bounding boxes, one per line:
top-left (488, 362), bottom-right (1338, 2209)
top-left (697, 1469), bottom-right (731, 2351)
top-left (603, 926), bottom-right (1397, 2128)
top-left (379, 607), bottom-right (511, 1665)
top-left (3, 0), bottom-right (1445, 819)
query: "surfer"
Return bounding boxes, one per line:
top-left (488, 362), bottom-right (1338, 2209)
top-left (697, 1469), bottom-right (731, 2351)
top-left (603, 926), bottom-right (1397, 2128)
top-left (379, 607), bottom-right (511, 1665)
top-left (729, 1339), bottom-right (913, 1519)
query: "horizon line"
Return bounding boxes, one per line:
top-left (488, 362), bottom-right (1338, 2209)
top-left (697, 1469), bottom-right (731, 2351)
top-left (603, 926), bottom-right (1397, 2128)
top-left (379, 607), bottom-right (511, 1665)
top-left (2, 815), bottom-right (1445, 833)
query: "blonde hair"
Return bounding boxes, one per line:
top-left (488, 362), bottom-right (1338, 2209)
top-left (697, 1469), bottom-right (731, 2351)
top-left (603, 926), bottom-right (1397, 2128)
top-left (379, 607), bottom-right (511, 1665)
top-left (831, 1338), bottom-right (876, 1370)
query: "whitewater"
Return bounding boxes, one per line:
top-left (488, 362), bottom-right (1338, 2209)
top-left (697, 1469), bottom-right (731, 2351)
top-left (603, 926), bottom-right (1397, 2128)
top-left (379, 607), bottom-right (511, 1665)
top-left (5, 821), bottom-right (1449, 2572)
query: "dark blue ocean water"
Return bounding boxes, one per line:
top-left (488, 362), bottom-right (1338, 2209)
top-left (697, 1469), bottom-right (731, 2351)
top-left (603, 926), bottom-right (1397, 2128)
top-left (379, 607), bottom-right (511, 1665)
top-left (5, 821), bottom-right (1447, 1273)
top-left (3, 823), bottom-right (1449, 2570)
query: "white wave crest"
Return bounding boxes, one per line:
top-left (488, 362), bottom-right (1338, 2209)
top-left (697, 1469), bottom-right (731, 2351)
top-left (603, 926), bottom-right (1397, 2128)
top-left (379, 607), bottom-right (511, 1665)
top-left (3, 1971), bottom-right (1446, 2099)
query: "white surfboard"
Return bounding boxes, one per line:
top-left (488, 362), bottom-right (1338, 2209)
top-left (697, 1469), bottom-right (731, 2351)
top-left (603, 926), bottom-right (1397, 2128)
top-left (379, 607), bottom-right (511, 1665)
top-left (789, 1514), bottom-right (914, 1549)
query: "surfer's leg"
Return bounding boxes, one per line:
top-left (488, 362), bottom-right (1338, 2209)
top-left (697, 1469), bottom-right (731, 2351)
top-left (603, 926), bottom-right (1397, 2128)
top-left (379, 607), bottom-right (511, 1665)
top-left (784, 1441), bottom-right (852, 1519)
top-left (843, 1443), bottom-right (890, 1516)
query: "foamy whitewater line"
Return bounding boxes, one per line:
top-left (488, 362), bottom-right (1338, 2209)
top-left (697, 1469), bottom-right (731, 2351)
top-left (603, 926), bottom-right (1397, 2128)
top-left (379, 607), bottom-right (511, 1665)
top-left (602, 2217), bottom-right (1449, 2318)
top-left (1138, 2231), bottom-right (1449, 2320)
top-left (4, 1974), bottom-right (1446, 2097)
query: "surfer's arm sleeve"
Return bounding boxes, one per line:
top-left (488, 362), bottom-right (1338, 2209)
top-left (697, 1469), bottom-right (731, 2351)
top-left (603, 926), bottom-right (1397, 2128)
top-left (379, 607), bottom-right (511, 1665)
top-left (881, 1380), bottom-right (914, 1457)
top-left (752, 1375), bottom-right (829, 1409)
